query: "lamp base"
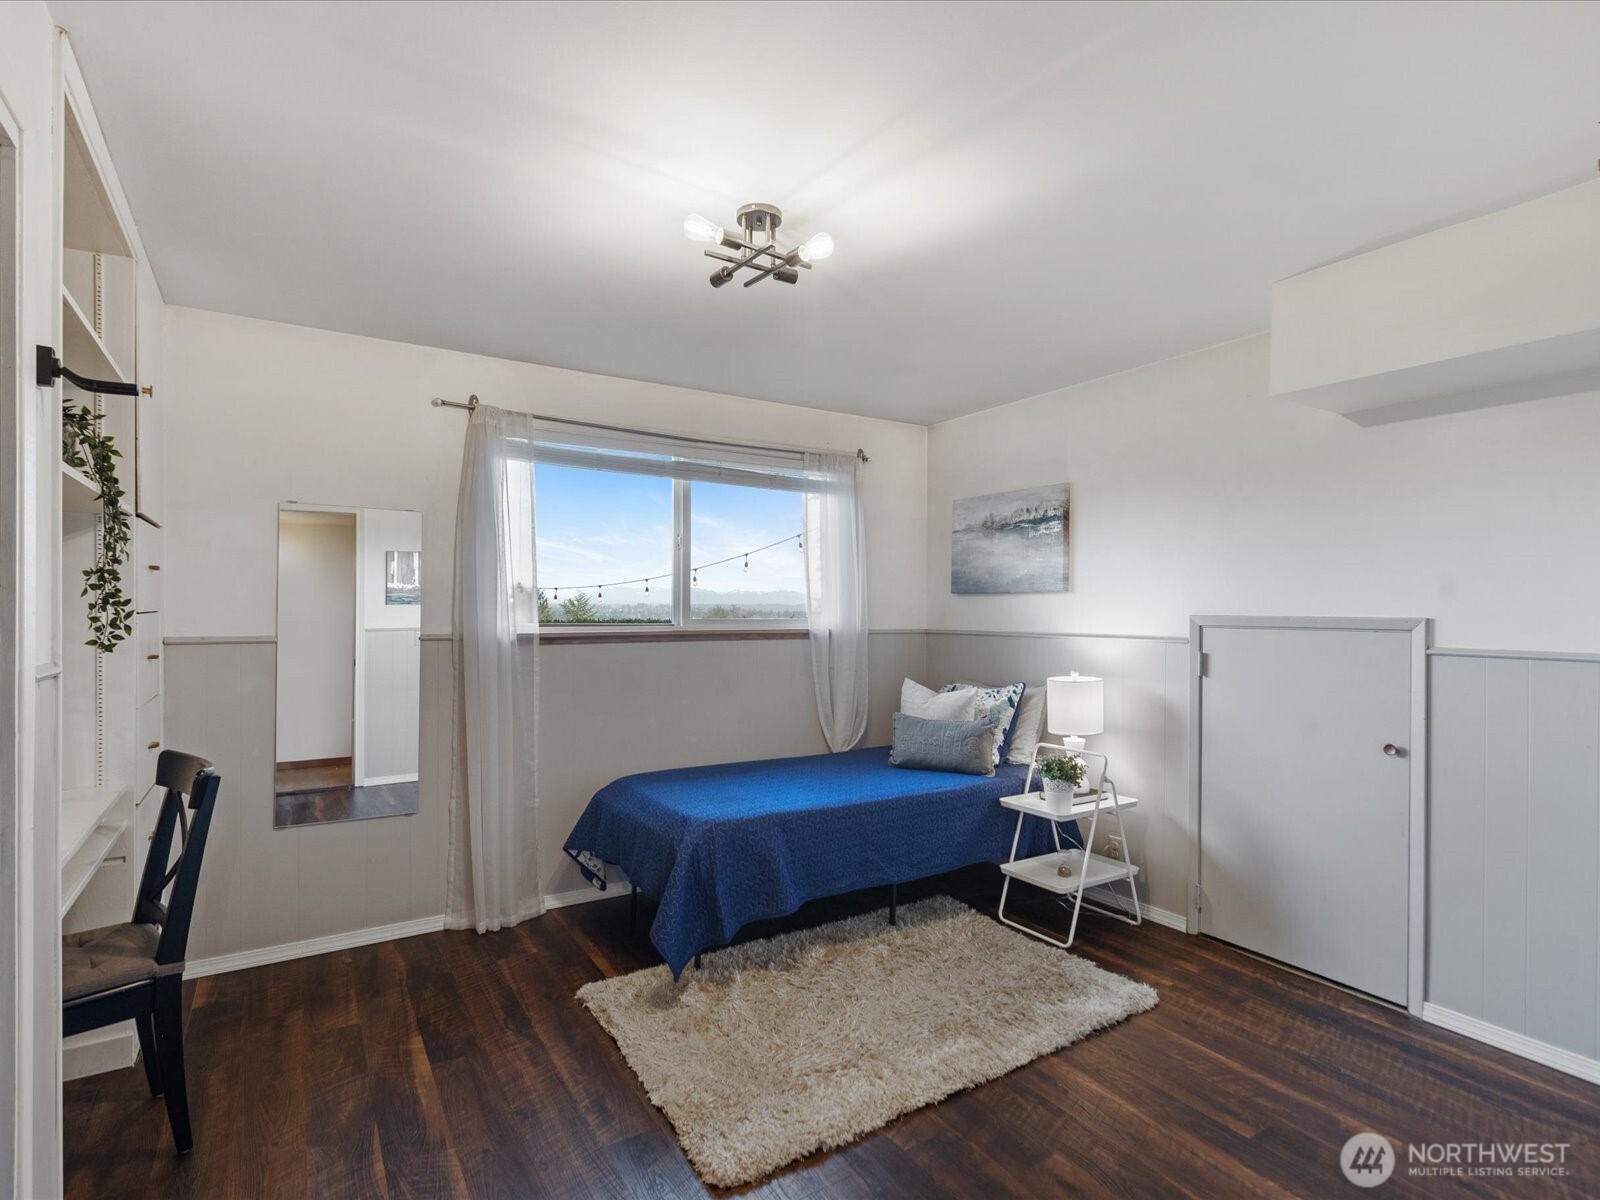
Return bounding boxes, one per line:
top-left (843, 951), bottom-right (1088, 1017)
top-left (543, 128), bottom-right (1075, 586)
top-left (1056, 736), bottom-right (1091, 793)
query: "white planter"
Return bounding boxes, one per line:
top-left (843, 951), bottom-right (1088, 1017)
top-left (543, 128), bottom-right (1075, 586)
top-left (1040, 776), bottom-right (1079, 815)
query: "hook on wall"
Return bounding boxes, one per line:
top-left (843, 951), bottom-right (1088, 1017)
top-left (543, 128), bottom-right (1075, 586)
top-left (37, 345), bottom-right (139, 397)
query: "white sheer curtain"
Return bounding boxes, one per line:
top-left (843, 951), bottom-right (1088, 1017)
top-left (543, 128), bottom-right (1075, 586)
top-left (445, 404), bottom-right (543, 932)
top-left (803, 451), bottom-right (869, 751)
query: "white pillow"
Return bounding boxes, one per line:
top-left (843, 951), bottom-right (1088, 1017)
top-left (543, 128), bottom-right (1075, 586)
top-left (1006, 687), bottom-right (1048, 765)
top-left (901, 678), bottom-right (978, 723)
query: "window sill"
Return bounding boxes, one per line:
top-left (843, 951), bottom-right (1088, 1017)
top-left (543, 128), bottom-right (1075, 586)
top-left (527, 627), bottom-right (809, 646)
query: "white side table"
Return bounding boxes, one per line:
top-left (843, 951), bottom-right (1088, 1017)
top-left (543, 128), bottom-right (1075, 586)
top-left (997, 745), bottom-right (1142, 948)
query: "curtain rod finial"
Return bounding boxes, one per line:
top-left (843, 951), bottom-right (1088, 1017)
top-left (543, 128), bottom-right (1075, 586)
top-left (856, 448), bottom-right (869, 463)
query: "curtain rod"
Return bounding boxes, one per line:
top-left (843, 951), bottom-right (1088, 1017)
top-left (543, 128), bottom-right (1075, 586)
top-left (430, 394), bottom-right (869, 463)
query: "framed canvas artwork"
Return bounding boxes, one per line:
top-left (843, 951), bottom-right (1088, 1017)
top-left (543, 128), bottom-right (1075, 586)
top-left (951, 485), bottom-right (1069, 594)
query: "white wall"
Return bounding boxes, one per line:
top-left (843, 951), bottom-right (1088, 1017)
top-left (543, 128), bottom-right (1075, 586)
top-left (274, 511), bottom-right (356, 763)
top-left (163, 306), bottom-right (929, 956)
top-left (928, 333), bottom-right (1600, 654)
top-left (167, 307), bottom-right (928, 639)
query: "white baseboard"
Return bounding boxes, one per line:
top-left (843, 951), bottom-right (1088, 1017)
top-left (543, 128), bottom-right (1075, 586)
top-left (64, 1023), bottom-right (135, 1081)
top-left (543, 883), bottom-right (623, 910)
top-left (179, 887), bottom-right (1187, 985)
top-left (360, 772), bottom-right (419, 787)
top-left (544, 883), bottom-right (1191, 936)
top-left (1140, 904), bottom-right (1188, 931)
top-left (186, 915), bottom-right (446, 979)
top-left (1422, 1002), bottom-right (1600, 1086)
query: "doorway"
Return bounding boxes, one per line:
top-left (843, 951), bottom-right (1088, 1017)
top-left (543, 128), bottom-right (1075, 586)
top-left (1188, 616), bottom-right (1428, 1012)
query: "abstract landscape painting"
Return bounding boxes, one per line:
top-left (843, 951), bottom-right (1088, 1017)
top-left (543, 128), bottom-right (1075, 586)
top-left (951, 485), bottom-right (1070, 594)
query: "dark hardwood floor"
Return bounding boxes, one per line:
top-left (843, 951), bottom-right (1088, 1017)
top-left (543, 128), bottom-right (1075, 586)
top-left (275, 759), bottom-right (356, 794)
top-left (65, 866), bottom-right (1600, 1198)
top-left (273, 781), bottom-right (420, 828)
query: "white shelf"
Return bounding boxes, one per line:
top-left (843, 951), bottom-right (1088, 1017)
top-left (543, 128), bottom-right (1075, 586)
top-left (60, 460), bottom-right (127, 517)
top-left (62, 821), bottom-right (127, 913)
top-left (61, 285), bottom-right (129, 387)
top-left (1000, 790), bottom-right (1141, 821)
top-left (61, 461), bottom-right (100, 514)
top-left (1000, 849), bottom-right (1140, 896)
top-left (60, 782), bottom-right (128, 868)
top-left (62, 98), bottom-right (133, 258)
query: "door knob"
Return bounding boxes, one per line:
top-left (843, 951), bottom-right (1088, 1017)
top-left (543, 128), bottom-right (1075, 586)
top-left (1383, 743), bottom-right (1401, 757)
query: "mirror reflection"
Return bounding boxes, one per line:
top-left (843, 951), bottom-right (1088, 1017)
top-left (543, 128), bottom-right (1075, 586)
top-left (274, 504), bottom-right (422, 828)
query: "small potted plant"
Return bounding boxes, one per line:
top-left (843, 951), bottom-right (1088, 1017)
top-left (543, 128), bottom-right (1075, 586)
top-left (1036, 753), bottom-right (1087, 812)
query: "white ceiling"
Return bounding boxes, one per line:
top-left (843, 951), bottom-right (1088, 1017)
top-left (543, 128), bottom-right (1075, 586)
top-left (49, 0), bottom-right (1600, 424)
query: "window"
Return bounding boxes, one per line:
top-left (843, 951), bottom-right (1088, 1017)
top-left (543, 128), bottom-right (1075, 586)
top-left (533, 462), bottom-right (674, 625)
top-left (509, 432), bottom-right (815, 632)
top-left (688, 481), bottom-right (805, 622)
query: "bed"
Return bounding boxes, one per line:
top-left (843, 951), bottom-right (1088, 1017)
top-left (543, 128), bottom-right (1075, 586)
top-left (563, 745), bottom-right (1071, 977)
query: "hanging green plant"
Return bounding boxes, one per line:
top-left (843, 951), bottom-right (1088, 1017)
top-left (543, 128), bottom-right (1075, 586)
top-left (62, 404), bottom-right (134, 652)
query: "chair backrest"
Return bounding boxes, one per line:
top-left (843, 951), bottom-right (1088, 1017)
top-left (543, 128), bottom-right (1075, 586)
top-left (133, 749), bottom-right (222, 968)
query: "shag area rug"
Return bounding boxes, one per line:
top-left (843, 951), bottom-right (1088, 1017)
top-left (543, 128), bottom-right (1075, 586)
top-left (577, 894), bottom-right (1158, 1187)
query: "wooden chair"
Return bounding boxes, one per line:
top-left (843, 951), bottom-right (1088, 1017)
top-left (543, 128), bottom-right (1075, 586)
top-left (62, 750), bottom-right (221, 1155)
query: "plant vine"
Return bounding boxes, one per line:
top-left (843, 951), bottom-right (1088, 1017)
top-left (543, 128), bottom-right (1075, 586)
top-left (62, 404), bottom-right (134, 652)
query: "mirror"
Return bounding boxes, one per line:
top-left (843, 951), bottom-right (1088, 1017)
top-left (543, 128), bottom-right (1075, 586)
top-left (274, 504), bottom-right (422, 828)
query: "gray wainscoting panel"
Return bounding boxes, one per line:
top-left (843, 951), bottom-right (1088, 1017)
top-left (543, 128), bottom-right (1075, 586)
top-left (167, 632), bottom-right (925, 958)
top-left (165, 641), bottom-right (447, 961)
top-left (361, 627), bottom-right (421, 781)
top-left (1427, 652), bottom-right (1600, 1060)
top-left (925, 632), bottom-right (1192, 916)
top-left (1482, 657), bottom-right (1530, 1032)
top-left (538, 631), bottom-right (927, 896)
top-left (1525, 661), bottom-right (1599, 1057)
top-left (1426, 655), bottom-right (1486, 1014)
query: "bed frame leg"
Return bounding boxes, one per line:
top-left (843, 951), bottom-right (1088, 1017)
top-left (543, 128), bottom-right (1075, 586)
top-left (889, 882), bottom-right (898, 926)
top-left (630, 884), bottom-right (639, 932)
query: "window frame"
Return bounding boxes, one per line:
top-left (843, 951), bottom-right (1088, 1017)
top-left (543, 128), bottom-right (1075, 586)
top-left (524, 458), bottom-right (810, 637)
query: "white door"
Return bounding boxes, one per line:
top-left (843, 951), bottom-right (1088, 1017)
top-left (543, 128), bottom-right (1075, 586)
top-left (1197, 623), bottom-right (1414, 1004)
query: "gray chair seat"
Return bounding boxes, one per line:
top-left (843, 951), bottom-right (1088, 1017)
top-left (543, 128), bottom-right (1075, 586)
top-left (62, 922), bottom-right (181, 1001)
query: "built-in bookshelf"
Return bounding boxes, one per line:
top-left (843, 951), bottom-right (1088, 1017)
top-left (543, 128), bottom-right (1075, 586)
top-left (55, 55), bottom-right (166, 1081)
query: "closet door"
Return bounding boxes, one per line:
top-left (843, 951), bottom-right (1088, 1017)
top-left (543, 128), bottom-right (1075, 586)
top-left (1196, 621), bottom-right (1416, 1005)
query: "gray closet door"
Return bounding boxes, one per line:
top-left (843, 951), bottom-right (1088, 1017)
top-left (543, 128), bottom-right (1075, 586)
top-left (1198, 625), bottom-right (1412, 1004)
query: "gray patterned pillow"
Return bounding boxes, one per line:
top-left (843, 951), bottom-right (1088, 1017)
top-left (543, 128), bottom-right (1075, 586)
top-left (888, 713), bottom-right (997, 776)
top-left (941, 680), bottom-right (1026, 766)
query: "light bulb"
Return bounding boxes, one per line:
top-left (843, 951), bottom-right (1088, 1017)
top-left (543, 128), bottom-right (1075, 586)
top-left (683, 213), bottom-right (723, 244)
top-left (797, 231), bottom-right (834, 262)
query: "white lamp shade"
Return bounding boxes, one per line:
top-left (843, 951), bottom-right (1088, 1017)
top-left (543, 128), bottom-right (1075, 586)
top-left (1047, 673), bottom-right (1104, 736)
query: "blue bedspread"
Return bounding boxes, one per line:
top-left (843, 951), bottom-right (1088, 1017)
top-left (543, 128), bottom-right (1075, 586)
top-left (563, 745), bottom-right (1066, 977)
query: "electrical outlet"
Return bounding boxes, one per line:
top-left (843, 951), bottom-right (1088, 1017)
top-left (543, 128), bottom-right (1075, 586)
top-left (1104, 836), bottom-right (1124, 861)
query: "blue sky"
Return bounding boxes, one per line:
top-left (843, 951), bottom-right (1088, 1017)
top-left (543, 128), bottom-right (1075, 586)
top-left (534, 465), bottom-right (804, 602)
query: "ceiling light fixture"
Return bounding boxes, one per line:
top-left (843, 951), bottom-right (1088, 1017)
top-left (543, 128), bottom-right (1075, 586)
top-left (686, 203), bottom-right (832, 289)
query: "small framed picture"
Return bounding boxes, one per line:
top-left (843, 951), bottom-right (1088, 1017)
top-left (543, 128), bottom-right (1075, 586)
top-left (385, 550), bottom-right (420, 605)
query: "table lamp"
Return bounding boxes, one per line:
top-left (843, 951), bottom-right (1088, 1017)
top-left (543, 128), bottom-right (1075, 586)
top-left (1047, 672), bottom-right (1104, 754)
